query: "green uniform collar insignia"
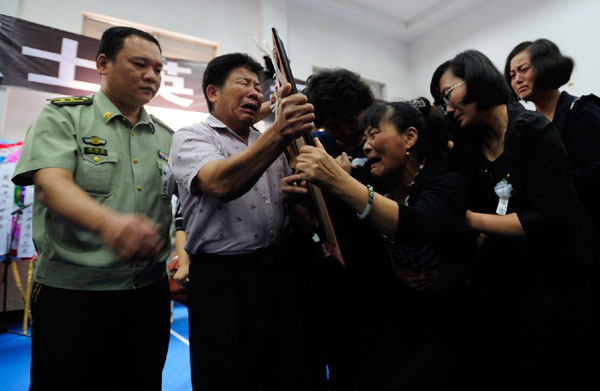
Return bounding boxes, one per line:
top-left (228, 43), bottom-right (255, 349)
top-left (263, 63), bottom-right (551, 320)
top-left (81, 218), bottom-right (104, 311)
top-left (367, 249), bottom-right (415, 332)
top-left (48, 96), bottom-right (93, 106)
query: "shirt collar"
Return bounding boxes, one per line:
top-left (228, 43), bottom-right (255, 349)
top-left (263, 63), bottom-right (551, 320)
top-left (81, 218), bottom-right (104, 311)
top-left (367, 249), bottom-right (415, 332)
top-left (206, 114), bottom-right (258, 143)
top-left (555, 90), bottom-right (576, 115)
top-left (94, 90), bottom-right (155, 133)
top-left (206, 114), bottom-right (230, 129)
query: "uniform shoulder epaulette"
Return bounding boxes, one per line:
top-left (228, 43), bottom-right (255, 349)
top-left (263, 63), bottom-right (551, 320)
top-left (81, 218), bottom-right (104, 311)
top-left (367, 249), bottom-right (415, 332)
top-left (150, 114), bottom-right (174, 134)
top-left (48, 96), bottom-right (93, 106)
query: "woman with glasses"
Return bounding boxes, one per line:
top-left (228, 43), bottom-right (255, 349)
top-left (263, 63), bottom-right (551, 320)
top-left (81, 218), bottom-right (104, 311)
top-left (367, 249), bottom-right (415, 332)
top-left (283, 99), bottom-right (478, 390)
top-left (430, 50), bottom-right (594, 387)
top-left (505, 39), bottom-right (600, 233)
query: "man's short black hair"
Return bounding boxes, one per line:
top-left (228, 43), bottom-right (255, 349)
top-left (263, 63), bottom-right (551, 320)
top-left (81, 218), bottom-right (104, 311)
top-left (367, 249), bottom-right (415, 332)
top-left (202, 53), bottom-right (263, 113)
top-left (504, 38), bottom-right (574, 93)
top-left (304, 68), bottom-right (374, 128)
top-left (96, 26), bottom-right (161, 61)
top-left (430, 50), bottom-right (511, 112)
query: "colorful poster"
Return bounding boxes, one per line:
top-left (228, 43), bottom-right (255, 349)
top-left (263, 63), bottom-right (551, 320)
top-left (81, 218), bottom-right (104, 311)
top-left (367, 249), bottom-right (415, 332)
top-left (0, 142), bottom-right (34, 260)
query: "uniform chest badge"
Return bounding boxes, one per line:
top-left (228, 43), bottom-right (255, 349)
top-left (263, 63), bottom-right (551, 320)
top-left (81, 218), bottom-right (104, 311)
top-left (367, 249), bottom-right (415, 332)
top-left (158, 150), bottom-right (169, 162)
top-left (83, 136), bottom-right (107, 146)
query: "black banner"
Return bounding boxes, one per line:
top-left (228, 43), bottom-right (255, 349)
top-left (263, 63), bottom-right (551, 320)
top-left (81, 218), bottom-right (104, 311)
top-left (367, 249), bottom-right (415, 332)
top-left (0, 14), bottom-right (208, 112)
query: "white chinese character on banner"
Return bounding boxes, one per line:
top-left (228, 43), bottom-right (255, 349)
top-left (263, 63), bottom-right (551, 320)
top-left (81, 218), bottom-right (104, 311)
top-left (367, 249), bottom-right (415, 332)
top-left (22, 37), bottom-right (100, 91)
top-left (158, 61), bottom-right (194, 107)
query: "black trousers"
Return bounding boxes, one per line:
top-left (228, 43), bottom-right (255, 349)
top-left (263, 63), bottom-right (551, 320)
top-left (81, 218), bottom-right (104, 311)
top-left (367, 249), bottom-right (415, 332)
top-left (188, 245), bottom-right (326, 391)
top-left (30, 278), bottom-right (171, 391)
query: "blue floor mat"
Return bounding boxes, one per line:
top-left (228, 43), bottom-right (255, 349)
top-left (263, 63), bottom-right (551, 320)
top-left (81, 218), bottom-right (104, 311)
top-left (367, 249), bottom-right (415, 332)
top-left (0, 326), bottom-right (31, 391)
top-left (0, 302), bottom-right (192, 391)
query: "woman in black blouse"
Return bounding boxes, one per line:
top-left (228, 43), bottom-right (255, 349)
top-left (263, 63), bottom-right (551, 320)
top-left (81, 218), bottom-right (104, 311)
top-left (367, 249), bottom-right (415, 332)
top-left (283, 100), bottom-right (477, 389)
top-left (505, 38), bottom-right (600, 232)
top-left (431, 49), bottom-right (594, 387)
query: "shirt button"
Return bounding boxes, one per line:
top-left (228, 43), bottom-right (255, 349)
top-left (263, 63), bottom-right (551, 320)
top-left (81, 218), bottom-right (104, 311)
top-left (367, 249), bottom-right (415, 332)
top-left (131, 131), bottom-right (136, 136)
top-left (103, 111), bottom-right (111, 119)
top-left (137, 185), bottom-right (142, 191)
top-left (93, 156), bottom-right (100, 163)
top-left (133, 158), bottom-right (139, 164)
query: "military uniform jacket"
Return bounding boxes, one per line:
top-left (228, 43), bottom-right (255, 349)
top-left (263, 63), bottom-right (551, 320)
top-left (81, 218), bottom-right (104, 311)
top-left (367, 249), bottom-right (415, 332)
top-left (12, 91), bottom-right (175, 290)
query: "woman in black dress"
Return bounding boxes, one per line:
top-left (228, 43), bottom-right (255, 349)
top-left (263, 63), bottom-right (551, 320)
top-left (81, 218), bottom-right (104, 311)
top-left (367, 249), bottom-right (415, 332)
top-left (284, 100), bottom-right (477, 390)
top-left (431, 49), bottom-right (594, 387)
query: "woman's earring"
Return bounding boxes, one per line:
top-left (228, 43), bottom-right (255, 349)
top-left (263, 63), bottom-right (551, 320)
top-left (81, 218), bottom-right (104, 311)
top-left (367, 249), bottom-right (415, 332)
top-left (405, 149), bottom-right (411, 156)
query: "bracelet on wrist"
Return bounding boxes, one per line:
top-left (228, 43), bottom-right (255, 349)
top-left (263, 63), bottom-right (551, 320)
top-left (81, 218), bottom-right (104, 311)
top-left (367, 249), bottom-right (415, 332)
top-left (357, 184), bottom-right (374, 220)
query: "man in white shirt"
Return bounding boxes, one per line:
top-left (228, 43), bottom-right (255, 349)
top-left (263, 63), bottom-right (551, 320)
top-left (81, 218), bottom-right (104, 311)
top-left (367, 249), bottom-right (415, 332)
top-left (169, 53), bottom-right (325, 391)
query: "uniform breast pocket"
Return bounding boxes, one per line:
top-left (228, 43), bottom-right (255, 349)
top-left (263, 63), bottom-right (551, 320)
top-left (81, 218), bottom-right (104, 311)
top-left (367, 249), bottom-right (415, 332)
top-left (156, 159), bottom-right (175, 201)
top-left (74, 151), bottom-right (120, 196)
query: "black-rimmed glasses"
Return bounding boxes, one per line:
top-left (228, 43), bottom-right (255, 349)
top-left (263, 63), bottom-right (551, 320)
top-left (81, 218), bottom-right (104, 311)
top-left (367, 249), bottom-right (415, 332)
top-left (441, 80), bottom-right (465, 107)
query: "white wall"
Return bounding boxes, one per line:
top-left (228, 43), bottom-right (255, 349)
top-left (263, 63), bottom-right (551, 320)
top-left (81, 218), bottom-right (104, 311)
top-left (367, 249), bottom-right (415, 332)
top-left (408, 0), bottom-right (600, 100)
top-left (287, 3), bottom-right (409, 100)
top-left (14, 0), bottom-right (264, 59)
top-left (2, 0), bottom-right (411, 140)
top-left (9, 0), bottom-right (409, 100)
top-left (5, 0), bottom-right (599, 126)
top-left (0, 0), bottom-right (19, 17)
top-left (2, 0), bottom-right (268, 139)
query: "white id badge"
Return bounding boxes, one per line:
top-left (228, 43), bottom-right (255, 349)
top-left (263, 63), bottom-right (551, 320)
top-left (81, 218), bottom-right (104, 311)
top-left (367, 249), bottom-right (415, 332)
top-left (496, 197), bottom-right (509, 215)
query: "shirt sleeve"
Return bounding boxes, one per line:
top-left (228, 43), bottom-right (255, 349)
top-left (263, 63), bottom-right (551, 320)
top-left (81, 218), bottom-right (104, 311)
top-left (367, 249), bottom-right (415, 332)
top-left (568, 99), bottom-right (600, 185)
top-left (395, 166), bottom-right (470, 247)
top-left (169, 125), bottom-right (226, 194)
top-left (516, 124), bottom-right (571, 242)
top-left (12, 104), bottom-right (78, 186)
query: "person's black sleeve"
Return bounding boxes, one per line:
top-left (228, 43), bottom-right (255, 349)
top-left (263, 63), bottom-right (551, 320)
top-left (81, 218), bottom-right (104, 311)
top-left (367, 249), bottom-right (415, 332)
top-left (515, 120), bottom-right (570, 242)
top-left (174, 199), bottom-right (185, 232)
top-left (395, 166), bottom-right (469, 247)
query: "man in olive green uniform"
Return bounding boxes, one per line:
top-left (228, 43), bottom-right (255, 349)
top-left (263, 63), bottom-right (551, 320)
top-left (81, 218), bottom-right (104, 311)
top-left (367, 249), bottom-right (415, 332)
top-left (12, 27), bottom-right (174, 391)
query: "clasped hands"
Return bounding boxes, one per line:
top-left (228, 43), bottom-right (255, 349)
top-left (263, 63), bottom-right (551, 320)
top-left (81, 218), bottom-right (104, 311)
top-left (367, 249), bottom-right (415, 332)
top-left (282, 137), bottom-right (354, 196)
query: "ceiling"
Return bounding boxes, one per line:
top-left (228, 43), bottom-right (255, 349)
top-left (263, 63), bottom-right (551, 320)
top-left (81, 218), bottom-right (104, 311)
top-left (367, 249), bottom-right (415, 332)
top-left (288, 0), bottom-right (491, 43)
